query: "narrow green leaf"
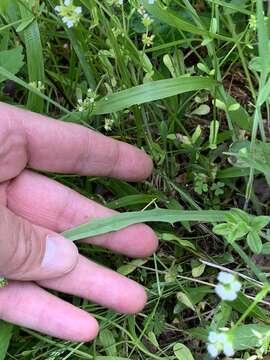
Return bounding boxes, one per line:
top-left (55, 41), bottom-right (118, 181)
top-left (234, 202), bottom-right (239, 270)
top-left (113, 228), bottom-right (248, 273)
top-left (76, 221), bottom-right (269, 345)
top-left (63, 209), bottom-right (226, 241)
top-left (93, 77), bottom-right (216, 115)
top-left (142, 1), bottom-right (231, 42)
top-left (0, 321), bottom-right (13, 360)
top-left (18, 1), bottom-right (44, 112)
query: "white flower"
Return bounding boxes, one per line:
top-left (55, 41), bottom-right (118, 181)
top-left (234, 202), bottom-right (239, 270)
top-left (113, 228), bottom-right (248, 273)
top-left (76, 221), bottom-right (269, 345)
top-left (207, 331), bottom-right (234, 358)
top-left (74, 7), bottom-right (82, 14)
top-left (104, 118), bottom-right (114, 132)
top-left (76, 89), bottom-right (96, 112)
top-left (54, 1), bottom-right (82, 28)
top-left (215, 271), bottom-right (241, 301)
top-left (66, 20), bottom-right (74, 28)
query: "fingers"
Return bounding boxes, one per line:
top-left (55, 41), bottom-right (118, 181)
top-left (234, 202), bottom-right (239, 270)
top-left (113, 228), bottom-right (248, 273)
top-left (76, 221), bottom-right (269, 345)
top-left (7, 171), bottom-right (158, 257)
top-left (0, 282), bottom-right (99, 341)
top-left (0, 102), bottom-right (153, 182)
top-left (0, 206), bottom-right (78, 281)
top-left (39, 255), bottom-right (147, 314)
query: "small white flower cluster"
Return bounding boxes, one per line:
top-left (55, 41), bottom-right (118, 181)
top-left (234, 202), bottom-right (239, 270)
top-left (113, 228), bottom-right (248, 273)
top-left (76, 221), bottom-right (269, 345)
top-left (207, 331), bottom-right (234, 358)
top-left (55, 0), bottom-right (82, 28)
top-left (104, 118), bottom-right (114, 132)
top-left (215, 271), bottom-right (241, 301)
top-left (77, 89), bottom-right (96, 112)
top-left (29, 80), bottom-right (45, 92)
top-left (138, 6), bottom-right (153, 27)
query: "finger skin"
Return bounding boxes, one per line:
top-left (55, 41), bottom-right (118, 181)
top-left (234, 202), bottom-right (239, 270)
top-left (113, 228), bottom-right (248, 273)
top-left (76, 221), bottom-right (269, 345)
top-left (0, 102), bottom-right (153, 181)
top-left (39, 255), bottom-right (147, 314)
top-left (7, 171), bottom-right (159, 258)
top-left (0, 281), bottom-right (99, 341)
top-left (0, 205), bottom-right (78, 281)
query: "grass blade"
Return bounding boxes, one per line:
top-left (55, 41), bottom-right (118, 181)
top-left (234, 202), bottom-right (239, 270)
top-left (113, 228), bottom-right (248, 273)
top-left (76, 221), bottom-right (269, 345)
top-left (93, 76), bottom-right (216, 115)
top-left (63, 209), bottom-right (226, 240)
top-left (0, 321), bottom-right (13, 360)
top-left (18, 1), bottom-right (44, 112)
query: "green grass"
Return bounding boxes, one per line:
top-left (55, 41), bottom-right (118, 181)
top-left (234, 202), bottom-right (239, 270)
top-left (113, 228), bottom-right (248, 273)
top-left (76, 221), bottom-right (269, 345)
top-left (2, 0), bottom-right (270, 358)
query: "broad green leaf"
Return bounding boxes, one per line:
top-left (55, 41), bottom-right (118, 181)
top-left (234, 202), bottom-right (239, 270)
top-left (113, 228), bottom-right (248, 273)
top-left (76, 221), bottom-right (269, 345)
top-left (161, 234), bottom-right (196, 250)
top-left (228, 103), bottom-right (240, 111)
top-left (187, 327), bottom-right (208, 342)
top-left (233, 324), bottom-right (270, 351)
top-left (262, 242), bottom-right (270, 254)
top-left (231, 222), bottom-right (249, 240)
top-left (191, 104), bottom-right (210, 116)
top-left (188, 324), bottom-right (270, 351)
top-left (217, 167), bottom-right (252, 178)
top-left (251, 216), bottom-right (270, 231)
top-left (212, 223), bottom-right (230, 237)
top-left (211, 302), bottom-right (232, 330)
top-left (93, 77), bottom-right (216, 115)
top-left (99, 329), bottom-right (117, 356)
top-left (226, 208), bottom-right (250, 224)
top-left (176, 287), bottom-right (211, 310)
top-left (0, 321), bottom-right (13, 360)
top-left (117, 259), bottom-right (147, 276)
top-left (177, 292), bottom-right (195, 311)
top-left (63, 209), bottom-right (226, 241)
top-left (247, 231), bottom-right (262, 254)
top-left (173, 343), bottom-right (194, 360)
top-left (249, 56), bottom-right (270, 73)
top-left (0, 47), bottom-right (24, 83)
top-left (148, 331), bottom-right (159, 348)
top-left (191, 260), bottom-right (205, 278)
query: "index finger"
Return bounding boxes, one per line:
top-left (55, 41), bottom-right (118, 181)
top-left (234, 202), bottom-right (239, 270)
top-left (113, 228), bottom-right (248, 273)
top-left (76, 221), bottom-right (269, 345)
top-left (0, 102), bottom-right (153, 181)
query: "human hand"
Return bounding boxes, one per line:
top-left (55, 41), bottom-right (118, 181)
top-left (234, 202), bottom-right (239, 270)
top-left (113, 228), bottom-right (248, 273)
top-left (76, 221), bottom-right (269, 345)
top-left (0, 102), bottom-right (158, 341)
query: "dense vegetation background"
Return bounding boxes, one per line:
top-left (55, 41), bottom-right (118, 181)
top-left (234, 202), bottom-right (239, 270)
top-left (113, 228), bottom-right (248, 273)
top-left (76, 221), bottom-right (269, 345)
top-left (1, 0), bottom-right (270, 359)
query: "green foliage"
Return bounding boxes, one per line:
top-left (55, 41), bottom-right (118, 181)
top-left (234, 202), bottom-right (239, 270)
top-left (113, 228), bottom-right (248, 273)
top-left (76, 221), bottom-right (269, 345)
top-left (0, 321), bottom-right (13, 360)
top-left (2, 0), bottom-right (270, 358)
top-left (173, 343), bottom-right (194, 360)
top-left (0, 47), bottom-right (24, 83)
top-left (213, 209), bottom-right (270, 253)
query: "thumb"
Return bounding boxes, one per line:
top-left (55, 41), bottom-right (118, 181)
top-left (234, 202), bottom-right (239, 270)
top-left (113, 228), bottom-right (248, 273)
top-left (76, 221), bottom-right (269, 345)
top-left (0, 206), bottom-right (78, 281)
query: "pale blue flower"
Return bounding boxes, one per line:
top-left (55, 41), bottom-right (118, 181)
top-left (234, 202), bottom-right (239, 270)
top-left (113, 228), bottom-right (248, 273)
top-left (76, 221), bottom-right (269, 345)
top-left (207, 331), bottom-right (234, 358)
top-left (215, 271), bottom-right (241, 301)
top-left (54, 1), bottom-right (82, 28)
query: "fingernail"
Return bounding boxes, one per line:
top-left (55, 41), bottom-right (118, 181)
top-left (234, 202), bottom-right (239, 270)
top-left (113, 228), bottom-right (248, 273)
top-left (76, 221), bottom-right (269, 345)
top-left (42, 234), bottom-right (78, 276)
